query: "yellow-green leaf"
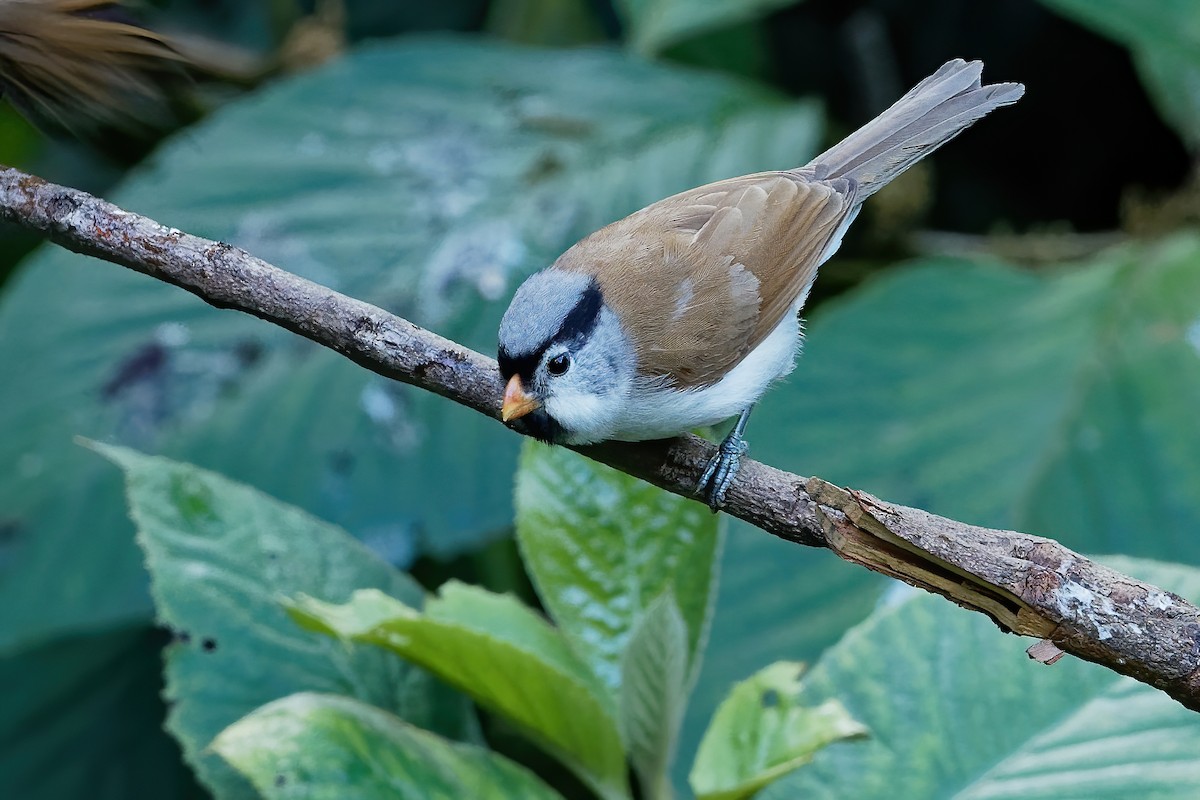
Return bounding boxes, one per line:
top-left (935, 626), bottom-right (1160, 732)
top-left (289, 583), bottom-right (630, 800)
top-left (690, 662), bottom-right (866, 800)
top-left (214, 693), bottom-right (564, 800)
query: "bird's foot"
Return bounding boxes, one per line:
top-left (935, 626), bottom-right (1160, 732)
top-left (696, 433), bottom-right (748, 512)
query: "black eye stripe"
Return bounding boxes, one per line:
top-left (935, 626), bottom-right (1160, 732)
top-left (552, 282), bottom-right (603, 348)
top-left (498, 346), bottom-right (539, 383)
top-left (498, 279), bottom-right (603, 382)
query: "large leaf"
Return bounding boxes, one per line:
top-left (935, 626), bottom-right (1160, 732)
top-left (752, 239), bottom-right (1200, 558)
top-left (620, 593), bottom-right (690, 799)
top-left (614, 0), bottom-right (798, 54)
top-left (1038, 0), bottom-right (1200, 147)
top-left (0, 626), bottom-right (202, 800)
top-left (214, 692), bottom-right (562, 800)
top-left (0, 35), bottom-right (823, 653)
top-left (291, 584), bottom-right (630, 800)
top-left (515, 443), bottom-right (722, 690)
top-left (764, 557), bottom-right (1200, 798)
top-left (94, 443), bottom-right (471, 799)
top-left (690, 661), bottom-right (865, 800)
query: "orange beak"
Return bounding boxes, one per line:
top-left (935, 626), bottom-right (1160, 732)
top-left (501, 374), bottom-right (541, 423)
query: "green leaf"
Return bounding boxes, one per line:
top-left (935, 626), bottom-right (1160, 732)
top-left (290, 583), bottom-right (630, 800)
top-left (0, 627), bottom-right (202, 800)
top-left (613, 0), bottom-right (800, 55)
top-left (516, 444), bottom-right (725, 796)
top-left (516, 443), bottom-right (723, 691)
top-left (754, 239), bottom-right (1200, 560)
top-left (1038, 0), bottom-right (1200, 147)
top-left (690, 661), bottom-right (866, 800)
top-left (662, 20), bottom-right (773, 82)
top-left (1134, 48), bottom-right (1200, 151)
top-left (620, 593), bottom-right (690, 799)
top-left (0, 35), bottom-right (822, 654)
top-left (92, 443), bottom-right (472, 800)
top-left (679, 531), bottom-right (884, 789)
top-left (214, 692), bottom-right (564, 800)
top-left (1037, 0), bottom-right (1200, 61)
top-left (764, 557), bottom-right (1200, 799)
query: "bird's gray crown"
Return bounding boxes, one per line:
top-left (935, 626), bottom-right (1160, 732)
top-left (498, 268), bottom-right (602, 379)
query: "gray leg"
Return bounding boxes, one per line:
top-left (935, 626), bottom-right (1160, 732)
top-left (696, 406), bottom-right (753, 512)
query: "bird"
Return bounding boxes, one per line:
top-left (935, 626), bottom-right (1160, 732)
top-left (497, 59), bottom-right (1024, 511)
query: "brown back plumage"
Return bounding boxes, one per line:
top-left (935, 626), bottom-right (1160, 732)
top-left (554, 59), bottom-right (1023, 388)
top-left (556, 172), bottom-right (853, 386)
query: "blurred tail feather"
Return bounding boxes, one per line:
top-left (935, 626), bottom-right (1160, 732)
top-left (0, 0), bottom-right (184, 134)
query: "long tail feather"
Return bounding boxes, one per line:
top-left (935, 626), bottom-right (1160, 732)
top-left (807, 59), bottom-right (1024, 199)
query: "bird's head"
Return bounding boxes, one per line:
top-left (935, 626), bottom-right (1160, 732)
top-left (497, 267), bottom-right (635, 445)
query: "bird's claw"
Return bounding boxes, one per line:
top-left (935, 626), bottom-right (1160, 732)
top-left (696, 435), bottom-right (748, 512)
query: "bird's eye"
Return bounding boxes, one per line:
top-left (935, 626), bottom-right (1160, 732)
top-left (546, 353), bottom-right (571, 376)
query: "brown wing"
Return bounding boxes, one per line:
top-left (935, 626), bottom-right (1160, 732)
top-left (555, 170), bottom-right (857, 387)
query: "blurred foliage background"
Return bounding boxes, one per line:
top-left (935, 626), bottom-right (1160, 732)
top-left (2, 0), bottom-right (1200, 797)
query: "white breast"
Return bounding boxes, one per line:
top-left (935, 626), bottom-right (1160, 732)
top-left (547, 290), bottom-right (811, 446)
top-left (606, 298), bottom-right (804, 442)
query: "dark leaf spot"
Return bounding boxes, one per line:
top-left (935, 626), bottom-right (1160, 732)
top-left (0, 518), bottom-right (21, 542)
top-left (235, 339), bottom-right (263, 368)
top-left (328, 449), bottom-right (355, 476)
top-left (102, 342), bottom-right (168, 400)
top-left (524, 151), bottom-right (565, 183)
top-left (519, 113), bottom-right (593, 138)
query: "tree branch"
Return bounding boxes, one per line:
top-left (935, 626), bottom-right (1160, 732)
top-left (4, 164), bottom-right (1199, 710)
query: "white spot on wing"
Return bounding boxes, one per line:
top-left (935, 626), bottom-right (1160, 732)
top-left (672, 278), bottom-right (695, 321)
